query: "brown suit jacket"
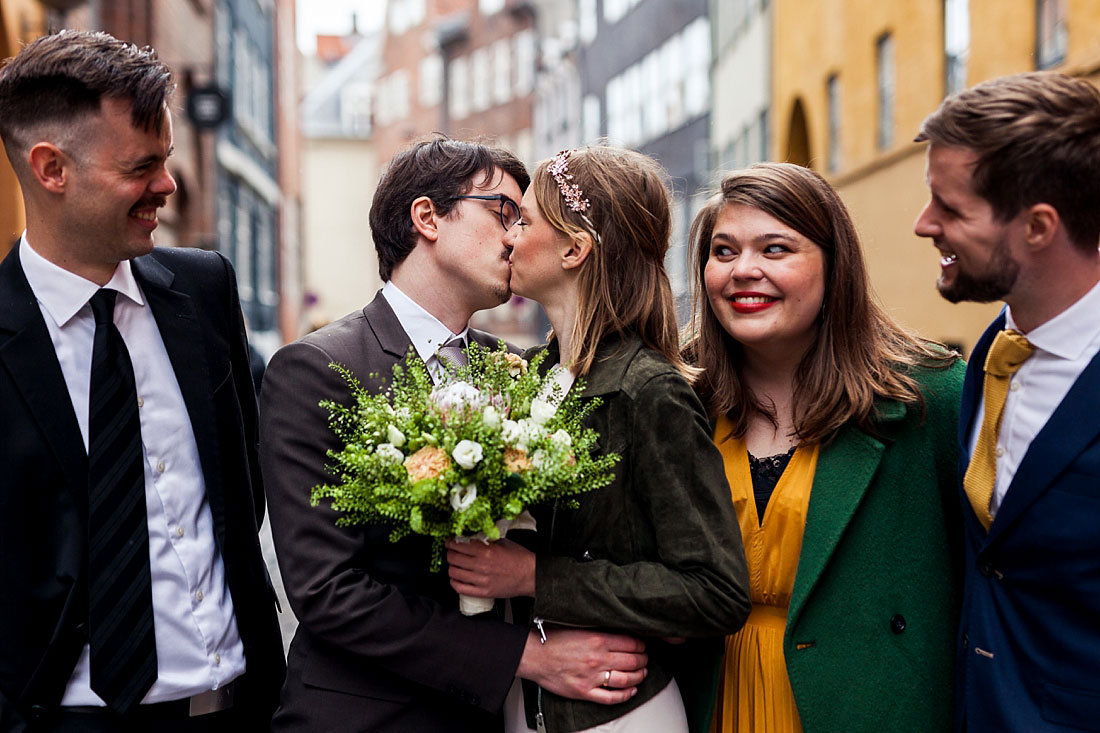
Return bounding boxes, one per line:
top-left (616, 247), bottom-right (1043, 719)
top-left (260, 291), bottom-right (528, 732)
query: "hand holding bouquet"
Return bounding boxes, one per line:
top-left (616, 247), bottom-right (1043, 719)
top-left (312, 344), bottom-right (619, 613)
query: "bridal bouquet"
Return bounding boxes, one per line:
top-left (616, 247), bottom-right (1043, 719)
top-left (312, 344), bottom-right (618, 613)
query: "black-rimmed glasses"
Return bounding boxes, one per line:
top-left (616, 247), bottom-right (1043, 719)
top-left (455, 194), bottom-right (521, 231)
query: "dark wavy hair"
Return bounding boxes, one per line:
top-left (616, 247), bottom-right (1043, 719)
top-left (684, 163), bottom-right (956, 444)
top-left (369, 135), bottom-right (530, 280)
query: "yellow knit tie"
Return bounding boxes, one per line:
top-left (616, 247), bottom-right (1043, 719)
top-left (963, 329), bottom-right (1035, 530)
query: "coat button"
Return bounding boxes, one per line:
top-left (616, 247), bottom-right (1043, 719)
top-left (29, 705), bottom-right (46, 720)
top-left (890, 614), bottom-right (906, 634)
top-left (980, 562), bottom-right (993, 577)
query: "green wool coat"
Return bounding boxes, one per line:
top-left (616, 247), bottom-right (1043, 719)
top-left (783, 360), bottom-right (966, 732)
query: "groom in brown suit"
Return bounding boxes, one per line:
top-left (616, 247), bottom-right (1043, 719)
top-left (260, 137), bottom-right (649, 731)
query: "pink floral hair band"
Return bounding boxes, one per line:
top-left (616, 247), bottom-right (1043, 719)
top-left (548, 149), bottom-right (601, 243)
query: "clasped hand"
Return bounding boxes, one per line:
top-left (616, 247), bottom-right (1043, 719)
top-left (446, 537), bottom-right (536, 598)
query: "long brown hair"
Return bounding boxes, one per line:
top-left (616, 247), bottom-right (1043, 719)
top-left (532, 146), bottom-right (693, 379)
top-left (685, 163), bottom-right (955, 444)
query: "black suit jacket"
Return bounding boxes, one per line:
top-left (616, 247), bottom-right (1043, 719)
top-left (260, 291), bottom-right (529, 732)
top-left (0, 245), bottom-right (286, 730)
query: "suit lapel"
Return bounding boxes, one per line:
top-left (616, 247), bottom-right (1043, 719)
top-left (787, 402), bottom-right (905, 631)
top-left (363, 291), bottom-right (416, 361)
top-left (0, 247), bottom-right (89, 499)
top-left (131, 254), bottom-right (227, 545)
top-left (986, 348), bottom-right (1100, 545)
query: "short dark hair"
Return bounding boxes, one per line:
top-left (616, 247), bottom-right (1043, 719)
top-left (916, 72), bottom-right (1100, 253)
top-left (369, 136), bottom-right (530, 280)
top-left (0, 30), bottom-right (173, 155)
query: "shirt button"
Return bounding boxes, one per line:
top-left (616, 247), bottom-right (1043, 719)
top-left (1009, 381), bottom-right (1020, 392)
top-left (995, 447), bottom-right (1004, 458)
top-left (137, 396), bottom-right (145, 408)
top-left (176, 526), bottom-right (185, 538)
top-left (157, 461), bottom-right (166, 473)
top-left (196, 590), bottom-right (204, 602)
top-left (214, 653), bottom-right (221, 665)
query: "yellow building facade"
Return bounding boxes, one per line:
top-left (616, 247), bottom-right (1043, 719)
top-left (0, 0), bottom-right (49, 255)
top-left (772, 0), bottom-right (1100, 353)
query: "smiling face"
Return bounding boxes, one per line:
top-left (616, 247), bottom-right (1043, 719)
top-left (434, 167), bottom-right (524, 312)
top-left (59, 96), bottom-right (176, 280)
top-left (502, 186), bottom-right (572, 304)
top-left (914, 143), bottom-right (1028, 304)
top-left (704, 203), bottom-right (827, 360)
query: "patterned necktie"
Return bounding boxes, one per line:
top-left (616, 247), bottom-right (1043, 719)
top-left (963, 329), bottom-right (1036, 530)
top-left (435, 336), bottom-right (468, 371)
top-left (86, 289), bottom-right (158, 712)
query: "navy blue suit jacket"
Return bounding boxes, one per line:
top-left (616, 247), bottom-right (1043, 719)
top-left (956, 312), bottom-right (1100, 731)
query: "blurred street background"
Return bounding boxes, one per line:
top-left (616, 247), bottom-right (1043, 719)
top-left (2, 0), bottom-right (1098, 651)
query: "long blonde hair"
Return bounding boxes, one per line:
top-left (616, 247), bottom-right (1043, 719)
top-left (685, 163), bottom-right (955, 443)
top-left (532, 146), bottom-right (694, 380)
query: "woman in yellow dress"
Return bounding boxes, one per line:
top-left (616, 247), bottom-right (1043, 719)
top-left (685, 163), bottom-right (965, 732)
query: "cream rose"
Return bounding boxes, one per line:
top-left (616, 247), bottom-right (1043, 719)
top-left (452, 440), bottom-right (484, 470)
top-left (450, 483), bottom-right (477, 511)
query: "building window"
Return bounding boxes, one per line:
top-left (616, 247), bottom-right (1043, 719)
top-left (449, 56), bottom-right (470, 121)
top-left (235, 193), bottom-right (254, 302)
top-left (479, 0), bottom-right (505, 14)
top-left (1036, 0), bottom-right (1067, 69)
top-left (471, 47), bottom-right (490, 112)
top-left (514, 30), bottom-right (536, 97)
top-left (604, 0), bottom-right (642, 25)
top-left (492, 39), bottom-right (511, 105)
top-left (419, 54), bottom-right (443, 108)
top-left (826, 73), bottom-right (841, 172)
top-left (683, 18), bottom-right (710, 119)
top-left (944, 0), bottom-right (969, 95)
top-left (375, 70), bottom-right (410, 126)
top-left (388, 0), bottom-right (425, 35)
top-left (876, 32), bottom-right (895, 150)
top-left (582, 94), bottom-right (601, 143)
top-left (579, 0), bottom-right (597, 44)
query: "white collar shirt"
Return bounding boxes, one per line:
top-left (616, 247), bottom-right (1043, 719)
top-left (19, 235), bottom-right (245, 705)
top-left (969, 276), bottom-right (1100, 517)
top-left (381, 280), bottom-right (469, 383)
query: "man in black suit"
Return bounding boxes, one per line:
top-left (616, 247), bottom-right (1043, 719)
top-left (0, 30), bottom-right (285, 731)
top-left (260, 137), bottom-right (649, 731)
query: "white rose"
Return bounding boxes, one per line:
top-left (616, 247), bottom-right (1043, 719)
top-left (450, 483), bottom-right (477, 511)
top-left (395, 407), bottom-right (411, 421)
top-left (387, 424), bottom-right (406, 447)
top-left (431, 381), bottom-right (483, 411)
top-left (452, 440), bottom-right (484, 470)
top-left (375, 443), bottom-right (404, 464)
top-left (550, 429), bottom-right (572, 448)
top-left (531, 449), bottom-right (548, 469)
top-left (482, 405), bottom-right (502, 429)
top-left (501, 419), bottom-right (522, 445)
top-left (530, 397), bottom-right (557, 425)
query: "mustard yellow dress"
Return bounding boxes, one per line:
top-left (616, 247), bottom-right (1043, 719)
top-left (713, 415), bottom-right (819, 733)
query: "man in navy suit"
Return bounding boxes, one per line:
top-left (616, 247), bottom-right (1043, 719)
top-left (914, 72), bottom-right (1100, 731)
top-left (0, 30), bottom-right (284, 730)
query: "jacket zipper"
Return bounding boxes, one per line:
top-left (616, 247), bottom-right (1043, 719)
top-left (535, 498), bottom-right (560, 732)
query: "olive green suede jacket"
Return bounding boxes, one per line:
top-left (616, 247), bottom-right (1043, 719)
top-left (515, 334), bottom-right (751, 733)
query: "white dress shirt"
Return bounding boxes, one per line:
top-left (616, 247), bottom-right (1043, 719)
top-left (19, 235), bottom-right (246, 705)
top-left (968, 276), bottom-right (1100, 517)
top-left (382, 280), bottom-right (469, 383)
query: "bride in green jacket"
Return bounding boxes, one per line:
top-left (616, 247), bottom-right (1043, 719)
top-left (445, 146), bottom-right (751, 732)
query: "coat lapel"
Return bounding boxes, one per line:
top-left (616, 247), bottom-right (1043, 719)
top-left (985, 348), bottom-right (1100, 546)
top-left (0, 247), bottom-right (89, 499)
top-left (787, 401), bottom-right (906, 631)
top-left (131, 254), bottom-right (227, 546)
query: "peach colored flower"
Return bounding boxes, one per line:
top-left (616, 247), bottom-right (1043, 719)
top-left (404, 445), bottom-right (451, 481)
top-left (502, 353), bottom-right (528, 377)
top-left (503, 447), bottom-right (533, 473)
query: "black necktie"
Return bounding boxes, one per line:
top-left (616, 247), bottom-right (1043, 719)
top-left (86, 289), bottom-right (157, 712)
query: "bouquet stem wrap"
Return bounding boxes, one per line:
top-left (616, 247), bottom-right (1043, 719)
top-left (453, 510), bottom-right (537, 615)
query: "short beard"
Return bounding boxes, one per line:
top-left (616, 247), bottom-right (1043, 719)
top-left (937, 239), bottom-right (1019, 304)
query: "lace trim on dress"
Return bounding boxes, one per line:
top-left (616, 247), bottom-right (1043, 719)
top-left (747, 446), bottom-right (797, 524)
